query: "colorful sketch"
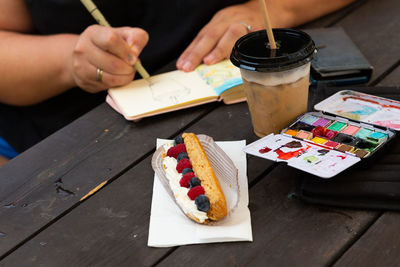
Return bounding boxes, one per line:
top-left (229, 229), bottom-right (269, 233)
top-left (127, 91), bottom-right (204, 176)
top-left (195, 60), bottom-right (241, 91)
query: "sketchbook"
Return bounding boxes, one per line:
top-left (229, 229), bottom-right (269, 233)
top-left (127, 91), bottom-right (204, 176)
top-left (106, 60), bottom-right (245, 120)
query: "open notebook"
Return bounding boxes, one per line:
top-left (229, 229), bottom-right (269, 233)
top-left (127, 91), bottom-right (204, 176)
top-left (107, 60), bottom-right (245, 120)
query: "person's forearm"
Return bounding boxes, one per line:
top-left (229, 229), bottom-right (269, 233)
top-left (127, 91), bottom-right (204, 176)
top-left (267, 0), bottom-right (357, 27)
top-left (0, 31), bottom-right (78, 106)
top-left (243, 0), bottom-right (356, 29)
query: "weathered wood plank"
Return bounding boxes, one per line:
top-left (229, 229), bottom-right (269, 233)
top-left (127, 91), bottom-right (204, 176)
top-left (331, 63), bottom-right (400, 267)
top-left (156, 85), bottom-right (400, 266)
top-left (337, 0), bottom-right (400, 82)
top-left (4, 85), bottom-right (399, 265)
top-left (0, 103), bottom-right (274, 266)
top-left (158, 166), bottom-right (376, 267)
top-left (333, 212), bottom-right (400, 267)
top-left (0, 103), bottom-right (214, 256)
top-left (160, 89), bottom-right (400, 267)
top-left (378, 66), bottom-right (400, 87)
top-left (0, 81), bottom-right (330, 264)
top-left (2, 0), bottom-right (399, 264)
top-left (301, 0), bottom-right (367, 29)
top-left (1, 157), bottom-right (167, 266)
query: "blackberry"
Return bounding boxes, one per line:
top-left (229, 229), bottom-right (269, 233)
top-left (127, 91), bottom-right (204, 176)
top-left (182, 168), bottom-right (193, 175)
top-left (195, 195), bottom-right (210, 212)
top-left (189, 177), bottom-right (201, 188)
top-left (177, 152), bottom-right (189, 162)
top-left (174, 135), bottom-right (184, 145)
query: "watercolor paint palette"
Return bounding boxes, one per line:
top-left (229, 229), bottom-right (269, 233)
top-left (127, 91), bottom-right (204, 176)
top-left (243, 90), bottom-right (398, 178)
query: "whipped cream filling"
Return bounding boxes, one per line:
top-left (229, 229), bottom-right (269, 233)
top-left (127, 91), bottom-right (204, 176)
top-left (162, 144), bottom-right (208, 223)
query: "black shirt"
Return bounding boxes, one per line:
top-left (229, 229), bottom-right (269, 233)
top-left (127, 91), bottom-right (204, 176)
top-left (0, 0), bottom-right (246, 152)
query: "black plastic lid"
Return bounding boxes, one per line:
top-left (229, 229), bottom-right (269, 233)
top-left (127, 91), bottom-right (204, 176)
top-left (230, 28), bottom-right (316, 72)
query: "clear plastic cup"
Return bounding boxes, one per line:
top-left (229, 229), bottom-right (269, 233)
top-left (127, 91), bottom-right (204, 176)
top-left (230, 29), bottom-right (316, 137)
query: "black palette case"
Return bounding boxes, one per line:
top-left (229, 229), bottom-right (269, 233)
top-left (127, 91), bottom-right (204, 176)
top-left (293, 86), bottom-right (400, 210)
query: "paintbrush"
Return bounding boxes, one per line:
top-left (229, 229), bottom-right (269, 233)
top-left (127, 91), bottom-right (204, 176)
top-left (80, 0), bottom-right (150, 80)
top-left (258, 0), bottom-right (276, 49)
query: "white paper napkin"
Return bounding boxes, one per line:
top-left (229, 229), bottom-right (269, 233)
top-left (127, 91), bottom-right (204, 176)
top-left (148, 139), bottom-right (252, 247)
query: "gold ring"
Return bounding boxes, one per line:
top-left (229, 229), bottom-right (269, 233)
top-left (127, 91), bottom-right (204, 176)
top-left (96, 68), bottom-right (103, 82)
top-left (240, 22), bottom-right (252, 33)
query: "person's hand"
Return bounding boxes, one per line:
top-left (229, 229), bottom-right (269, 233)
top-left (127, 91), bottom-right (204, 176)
top-left (69, 25), bottom-right (149, 93)
top-left (176, 1), bottom-right (264, 72)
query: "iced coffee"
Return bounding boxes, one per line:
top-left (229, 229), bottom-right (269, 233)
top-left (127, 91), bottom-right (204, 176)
top-left (241, 63), bottom-right (310, 136)
top-left (230, 29), bottom-right (316, 137)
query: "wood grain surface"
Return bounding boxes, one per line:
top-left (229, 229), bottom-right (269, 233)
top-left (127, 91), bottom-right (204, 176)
top-left (1, 0), bottom-right (399, 265)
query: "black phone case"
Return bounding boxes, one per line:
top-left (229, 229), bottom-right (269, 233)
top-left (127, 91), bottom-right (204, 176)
top-left (305, 27), bottom-right (373, 86)
top-left (292, 86), bottom-right (400, 211)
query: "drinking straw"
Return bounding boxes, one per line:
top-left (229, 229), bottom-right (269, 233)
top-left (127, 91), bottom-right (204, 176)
top-left (80, 0), bottom-right (150, 79)
top-left (258, 0), bottom-right (277, 49)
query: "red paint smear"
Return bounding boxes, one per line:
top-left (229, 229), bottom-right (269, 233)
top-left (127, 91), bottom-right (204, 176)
top-left (312, 126), bottom-right (337, 139)
top-left (337, 155), bottom-right (346, 160)
top-left (343, 96), bottom-right (400, 110)
top-left (259, 147), bottom-right (272, 154)
top-left (274, 145), bottom-right (311, 160)
top-left (304, 140), bottom-right (332, 150)
top-left (351, 92), bottom-right (400, 104)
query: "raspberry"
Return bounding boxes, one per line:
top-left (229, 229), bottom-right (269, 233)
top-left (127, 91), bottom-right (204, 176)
top-left (167, 143), bottom-right (186, 158)
top-left (179, 172), bottom-right (195, 188)
top-left (177, 152), bottom-right (188, 162)
top-left (195, 195), bottom-right (210, 212)
top-left (187, 185), bottom-right (205, 200)
top-left (189, 177), bottom-right (201, 188)
top-left (176, 158), bottom-right (192, 173)
top-left (174, 135), bottom-right (184, 145)
top-left (182, 168), bottom-right (193, 175)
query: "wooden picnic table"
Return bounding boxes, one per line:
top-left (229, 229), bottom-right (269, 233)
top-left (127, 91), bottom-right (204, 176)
top-left (1, 0), bottom-right (400, 265)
